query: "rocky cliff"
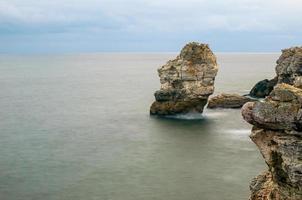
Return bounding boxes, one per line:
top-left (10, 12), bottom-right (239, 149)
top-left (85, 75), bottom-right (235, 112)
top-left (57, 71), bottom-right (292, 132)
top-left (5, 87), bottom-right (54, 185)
top-left (242, 83), bottom-right (302, 200)
top-left (250, 47), bottom-right (302, 98)
top-left (150, 42), bottom-right (218, 115)
top-left (276, 47), bottom-right (302, 87)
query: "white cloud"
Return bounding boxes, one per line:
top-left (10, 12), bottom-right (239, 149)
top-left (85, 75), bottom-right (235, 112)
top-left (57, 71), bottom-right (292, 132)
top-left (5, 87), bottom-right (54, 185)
top-left (0, 0), bottom-right (302, 33)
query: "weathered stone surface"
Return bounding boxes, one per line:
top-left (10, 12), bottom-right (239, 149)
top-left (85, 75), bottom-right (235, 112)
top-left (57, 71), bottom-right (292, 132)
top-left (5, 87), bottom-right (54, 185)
top-left (249, 78), bottom-right (277, 98)
top-left (242, 83), bottom-right (302, 200)
top-left (276, 47), bottom-right (302, 87)
top-left (150, 42), bottom-right (218, 115)
top-left (249, 46), bottom-right (302, 98)
top-left (150, 99), bottom-right (208, 115)
top-left (242, 84), bottom-right (302, 131)
top-left (248, 128), bottom-right (302, 200)
top-left (249, 171), bottom-right (286, 200)
top-left (207, 93), bottom-right (255, 108)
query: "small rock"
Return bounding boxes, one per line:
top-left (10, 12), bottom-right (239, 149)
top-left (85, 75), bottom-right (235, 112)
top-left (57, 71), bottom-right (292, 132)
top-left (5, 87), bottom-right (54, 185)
top-left (207, 93), bottom-right (255, 109)
top-left (249, 78), bottom-right (277, 98)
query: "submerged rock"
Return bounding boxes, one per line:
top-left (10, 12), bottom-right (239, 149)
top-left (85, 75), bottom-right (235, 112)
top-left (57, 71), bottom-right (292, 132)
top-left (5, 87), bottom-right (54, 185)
top-left (249, 46), bottom-right (302, 98)
top-left (242, 83), bottom-right (302, 200)
top-left (150, 42), bottom-right (218, 115)
top-left (207, 93), bottom-right (255, 108)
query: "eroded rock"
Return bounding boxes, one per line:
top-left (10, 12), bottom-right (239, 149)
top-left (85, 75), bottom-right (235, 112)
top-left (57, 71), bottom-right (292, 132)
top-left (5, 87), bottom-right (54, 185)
top-left (150, 42), bottom-right (218, 115)
top-left (207, 93), bottom-right (255, 109)
top-left (249, 47), bottom-right (302, 98)
top-left (249, 78), bottom-right (278, 98)
top-left (243, 84), bottom-right (302, 131)
top-left (276, 47), bottom-right (302, 87)
top-left (242, 83), bottom-right (302, 200)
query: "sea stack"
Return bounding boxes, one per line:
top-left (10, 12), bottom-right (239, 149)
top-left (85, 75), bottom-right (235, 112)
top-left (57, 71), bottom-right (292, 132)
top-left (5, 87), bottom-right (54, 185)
top-left (250, 47), bottom-right (302, 98)
top-left (150, 42), bottom-right (218, 115)
top-left (242, 84), bottom-right (302, 200)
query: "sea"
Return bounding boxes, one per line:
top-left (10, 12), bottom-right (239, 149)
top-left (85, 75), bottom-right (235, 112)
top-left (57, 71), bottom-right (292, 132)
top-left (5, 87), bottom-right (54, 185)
top-left (0, 53), bottom-right (278, 200)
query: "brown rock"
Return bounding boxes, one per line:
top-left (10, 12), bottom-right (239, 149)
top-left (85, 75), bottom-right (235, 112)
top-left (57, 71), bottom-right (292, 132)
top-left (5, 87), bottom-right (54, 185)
top-left (207, 93), bottom-right (255, 109)
top-left (150, 42), bottom-right (218, 115)
top-left (276, 47), bottom-right (302, 87)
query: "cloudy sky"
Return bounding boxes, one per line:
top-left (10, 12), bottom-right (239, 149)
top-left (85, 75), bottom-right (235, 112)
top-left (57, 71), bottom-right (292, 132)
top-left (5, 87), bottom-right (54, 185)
top-left (1, 0), bottom-right (302, 53)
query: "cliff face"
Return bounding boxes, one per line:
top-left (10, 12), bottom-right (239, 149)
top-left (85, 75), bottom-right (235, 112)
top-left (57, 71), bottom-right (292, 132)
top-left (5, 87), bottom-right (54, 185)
top-left (242, 84), bottom-right (302, 200)
top-left (150, 42), bottom-right (218, 115)
top-left (276, 47), bottom-right (302, 87)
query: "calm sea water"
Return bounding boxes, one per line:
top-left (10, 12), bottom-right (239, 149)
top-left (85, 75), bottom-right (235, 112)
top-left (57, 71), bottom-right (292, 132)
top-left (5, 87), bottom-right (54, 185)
top-left (0, 53), bottom-right (278, 200)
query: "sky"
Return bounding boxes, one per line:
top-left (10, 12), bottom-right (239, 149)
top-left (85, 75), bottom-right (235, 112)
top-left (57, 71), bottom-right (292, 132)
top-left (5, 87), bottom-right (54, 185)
top-left (0, 0), bottom-right (302, 53)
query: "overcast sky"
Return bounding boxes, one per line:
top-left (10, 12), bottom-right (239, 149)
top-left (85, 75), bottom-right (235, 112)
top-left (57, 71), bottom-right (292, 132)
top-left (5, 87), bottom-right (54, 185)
top-left (1, 0), bottom-right (302, 53)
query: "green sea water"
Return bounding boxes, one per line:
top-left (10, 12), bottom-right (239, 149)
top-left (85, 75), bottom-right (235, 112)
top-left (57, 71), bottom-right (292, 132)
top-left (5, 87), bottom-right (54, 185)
top-left (0, 53), bottom-right (278, 200)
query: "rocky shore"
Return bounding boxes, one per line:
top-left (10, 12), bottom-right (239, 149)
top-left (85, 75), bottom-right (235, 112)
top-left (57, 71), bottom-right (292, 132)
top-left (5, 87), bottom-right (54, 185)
top-left (242, 83), bottom-right (302, 200)
top-left (150, 42), bottom-right (218, 115)
top-left (150, 43), bottom-right (302, 199)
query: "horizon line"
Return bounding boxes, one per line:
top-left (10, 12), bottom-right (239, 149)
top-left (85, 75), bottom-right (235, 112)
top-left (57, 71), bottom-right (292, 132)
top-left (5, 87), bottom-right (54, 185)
top-left (0, 51), bottom-right (281, 56)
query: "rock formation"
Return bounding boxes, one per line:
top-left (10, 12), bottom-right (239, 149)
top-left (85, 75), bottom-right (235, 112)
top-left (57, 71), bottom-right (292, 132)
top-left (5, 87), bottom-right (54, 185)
top-left (242, 83), bottom-right (302, 200)
top-left (150, 42), bottom-right (218, 115)
top-left (207, 93), bottom-right (255, 109)
top-left (249, 78), bottom-right (277, 98)
top-left (250, 47), bottom-right (302, 98)
top-left (276, 47), bottom-right (302, 87)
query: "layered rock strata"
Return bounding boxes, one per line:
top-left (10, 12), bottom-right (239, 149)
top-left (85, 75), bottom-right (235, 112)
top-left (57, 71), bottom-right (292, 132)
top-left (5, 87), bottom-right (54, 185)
top-left (242, 83), bottom-right (302, 200)
top-left (150, 42), bottom-right (218, 115)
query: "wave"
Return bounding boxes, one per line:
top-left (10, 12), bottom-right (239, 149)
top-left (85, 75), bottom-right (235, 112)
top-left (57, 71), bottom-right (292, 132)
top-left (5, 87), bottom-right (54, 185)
top-left (224, 129), bottom-right (251, 134)
top-left (162, 110), bottom-right (229, 120)
top-left (167, 113), bottom-right (204, 120)
top-left (203, 111), bottom-right (228, 119)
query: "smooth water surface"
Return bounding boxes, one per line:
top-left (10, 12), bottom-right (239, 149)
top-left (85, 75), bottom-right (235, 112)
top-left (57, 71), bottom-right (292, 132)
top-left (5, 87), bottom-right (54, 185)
top-left (0, 53), bottom-right (278, 200)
